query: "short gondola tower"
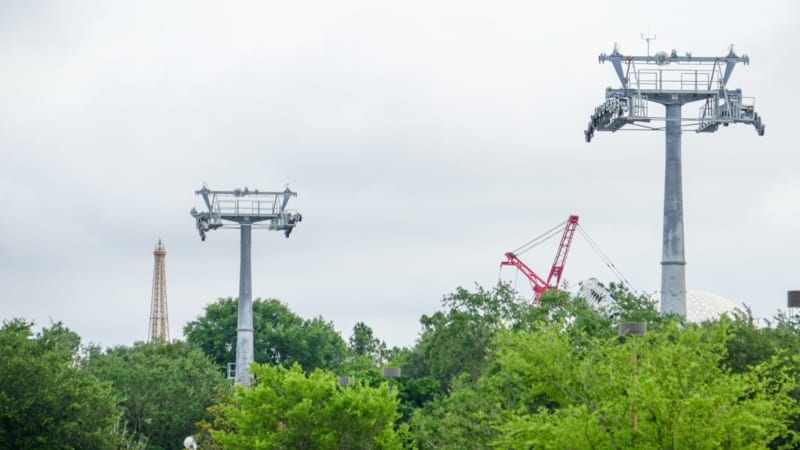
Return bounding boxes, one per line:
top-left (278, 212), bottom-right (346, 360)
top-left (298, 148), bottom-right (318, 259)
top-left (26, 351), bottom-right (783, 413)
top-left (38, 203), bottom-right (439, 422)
top-left (148, 239), bottom-right (170, 343)
top-left (191, 186), bottom-right (302, 386)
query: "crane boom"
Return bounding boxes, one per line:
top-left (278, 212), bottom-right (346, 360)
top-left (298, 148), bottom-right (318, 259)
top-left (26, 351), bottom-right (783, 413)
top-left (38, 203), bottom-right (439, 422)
top-left (501, 252), bottom-right (549, 297)
top-left (547, 215), bottom-right (580, 289)
top-left (500, 214), bottom-right (580, 303)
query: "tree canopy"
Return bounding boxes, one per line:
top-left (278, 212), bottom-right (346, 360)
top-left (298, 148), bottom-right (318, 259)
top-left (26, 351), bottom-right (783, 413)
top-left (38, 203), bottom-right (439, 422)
top-left (84, 340), bottom-right (227, 450)
top-left (207, 363), bottom-right (407, 449)
top-left (406, 283), bottom-right (535, 390)
top-left (7, 283), bottom-right (800, 449)
top-left (349, 321), bottom-right (388, 364)
top-left (0, 320), bottom-right (119, 449)
top-left (184, 297), bottom-right (347, 373)
top-left (491, 320), bottom-right (799, 449)
top-left (409, 285), bottom-right (800, 449)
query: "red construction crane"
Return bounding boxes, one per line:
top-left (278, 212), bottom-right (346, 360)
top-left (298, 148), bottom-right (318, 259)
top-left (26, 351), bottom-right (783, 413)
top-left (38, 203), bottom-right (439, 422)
top-left (500, 214), bottom-right (579, 303)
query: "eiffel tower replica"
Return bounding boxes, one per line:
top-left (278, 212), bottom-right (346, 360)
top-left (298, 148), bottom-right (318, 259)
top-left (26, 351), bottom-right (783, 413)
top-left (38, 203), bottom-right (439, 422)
top-left (148, 239), bottom-right (170, 343)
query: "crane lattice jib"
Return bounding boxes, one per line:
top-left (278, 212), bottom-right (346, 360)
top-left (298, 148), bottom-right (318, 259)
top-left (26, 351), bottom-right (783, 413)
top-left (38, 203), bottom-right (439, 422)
top-left (501, 252), bottom-right (549, 295)
top-left (547, 215), bottom-right (579, 289)
top-left (501, 214), bottom-right (580, 303)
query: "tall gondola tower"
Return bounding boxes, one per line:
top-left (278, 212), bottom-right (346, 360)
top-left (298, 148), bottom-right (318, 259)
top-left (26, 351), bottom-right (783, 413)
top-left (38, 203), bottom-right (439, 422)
top-left (191, 185), bottom-right (302, 386)
top-left (148, 239), bottom-right (170, 343)
top-left (585, 44), bottom-right (765, 316)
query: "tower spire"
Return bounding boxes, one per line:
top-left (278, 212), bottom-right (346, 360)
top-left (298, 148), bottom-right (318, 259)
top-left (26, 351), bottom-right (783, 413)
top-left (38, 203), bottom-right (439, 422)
top-left (148, 239), bottom-right (170, 343)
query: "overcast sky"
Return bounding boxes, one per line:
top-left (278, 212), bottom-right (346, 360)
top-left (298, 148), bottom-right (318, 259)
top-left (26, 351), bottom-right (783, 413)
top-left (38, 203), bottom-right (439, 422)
top-left (2, 1), bottom-right (798, 350)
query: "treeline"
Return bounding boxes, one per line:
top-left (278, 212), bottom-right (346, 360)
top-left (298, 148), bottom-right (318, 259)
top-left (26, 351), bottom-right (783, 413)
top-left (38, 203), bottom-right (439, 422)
top-left (4, 283), bottom-right (800, 449)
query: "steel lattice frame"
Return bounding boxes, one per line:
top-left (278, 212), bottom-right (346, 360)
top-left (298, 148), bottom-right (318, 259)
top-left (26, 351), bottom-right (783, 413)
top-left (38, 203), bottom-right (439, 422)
top-left (148, 239), bottom-right (169, 343)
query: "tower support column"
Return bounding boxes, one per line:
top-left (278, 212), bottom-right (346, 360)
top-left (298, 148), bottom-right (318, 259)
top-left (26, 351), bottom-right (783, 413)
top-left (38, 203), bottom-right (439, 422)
top-left (236, 223), bottom-right (254, 386)
top-left (660, 103), bottom-right (687, 315)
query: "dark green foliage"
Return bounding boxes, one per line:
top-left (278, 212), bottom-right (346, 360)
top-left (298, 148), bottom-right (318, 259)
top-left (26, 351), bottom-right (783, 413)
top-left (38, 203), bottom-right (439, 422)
top-left (410, 374), bottom-right (501, 450)
top-left (393, 375), bottom-right (441, 422)
top-left (348, 321), bottom-right (388, 363)
top-left (0, 319), bottom-right (119, 449)
top-left (84, 341), bottom-right (226, 450)
top-left (183, 297), bottom-right (347, 373)
top-left (604, 282), bottom-right (664, 323)
top-left (412, 283), bottom-right (534, 390)
top-left (290, 316), bottom-right (348, 370)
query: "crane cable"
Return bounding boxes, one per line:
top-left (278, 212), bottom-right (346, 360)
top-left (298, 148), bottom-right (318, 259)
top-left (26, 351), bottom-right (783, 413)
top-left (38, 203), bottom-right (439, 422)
top-left (511, 219), bottom-right (568, 255)
top-left (576, 224), bottom-right (635, 291)
top-left (500, 219), bottom-right (566, 295)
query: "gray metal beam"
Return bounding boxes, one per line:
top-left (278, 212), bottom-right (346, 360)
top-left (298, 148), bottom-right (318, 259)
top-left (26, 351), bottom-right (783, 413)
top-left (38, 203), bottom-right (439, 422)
top-left (600, 53), bottom-right (749, 65)
top-left (660, 104), bottom-right (687, 316)
top-left (235, 222), bottom-right (254, 386)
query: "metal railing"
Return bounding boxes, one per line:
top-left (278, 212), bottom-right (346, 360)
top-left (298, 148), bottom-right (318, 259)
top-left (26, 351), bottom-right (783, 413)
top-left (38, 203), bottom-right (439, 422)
top-left (213, 197), bottom-right (283, 217)
top-left (632, 69), bottom-right (720, 92)
top-left (698, 94), bottom-right (758, 130)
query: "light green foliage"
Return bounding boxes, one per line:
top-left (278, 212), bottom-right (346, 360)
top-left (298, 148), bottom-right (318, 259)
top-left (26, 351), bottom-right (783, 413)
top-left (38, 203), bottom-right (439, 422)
top-left (84, 341), bottom-right (226, 450)
top-left (409, 287), bottom-right (800, 449)
top-left (106, 420), bottom-right (149, 450)
top-left (491, 320), bottom-right (799, 449)
top-left (184, 297), bottom-right (347, 373)
top-left (0, 319), bottom-right (119, 449)
top-left (209, 363), bottom-right (406, 449)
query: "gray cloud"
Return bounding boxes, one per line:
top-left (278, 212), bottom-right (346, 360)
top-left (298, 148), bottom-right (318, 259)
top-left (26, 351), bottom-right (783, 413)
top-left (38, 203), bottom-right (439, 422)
top-left (2, 0), bottom-right (798, 349)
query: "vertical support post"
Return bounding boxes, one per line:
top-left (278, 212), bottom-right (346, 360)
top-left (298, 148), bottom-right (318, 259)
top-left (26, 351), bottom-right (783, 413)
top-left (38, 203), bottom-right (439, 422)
top-left (661, 104), bottom-right (687, 316)
top-left (236, 222), bottom-right (254, 386)
top-left (630, 351), bottom-right (638, 430)
top-left (619, 322), bottom-right (646, 434)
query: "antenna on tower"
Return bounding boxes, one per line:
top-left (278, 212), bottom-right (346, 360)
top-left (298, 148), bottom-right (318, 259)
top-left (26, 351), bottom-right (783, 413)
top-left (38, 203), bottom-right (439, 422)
top-left (640, 31), bottom-right (656, 56)
top-left (148, 239), bottom-right (169, 343)
top-left (584, 43), bottom-right (765, 318)
top-left (190, 185), bottom-right (303, 386)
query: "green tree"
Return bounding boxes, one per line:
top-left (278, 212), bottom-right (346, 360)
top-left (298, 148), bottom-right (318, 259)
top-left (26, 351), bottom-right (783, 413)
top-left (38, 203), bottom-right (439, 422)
top-left (348, 321), bottom-right (387, 363)
top-left (84, 341), bottom-right (227, 450)
top-left (208, 363), bottom-right (406, 449)
top-left (600, 282), bottom-right (664, 324)
top-left (0, 319), bottom-right (119, 449)
top-left (184, 297), bottom-right (346, 373)
top-left (106, 420), bottom-right (149, 450)
top-left (288, 316), bottom-right (348, 370)
top-left (411, 283), bottom-right (534, 390)
top-left (410, 374), bottom-right (500, 450)
top-left (491, 320), bottom-right (799, 449)
top-left (409, 288), bottom-right (800, 449)
top-left (719, 308), bottom-right (800, 447)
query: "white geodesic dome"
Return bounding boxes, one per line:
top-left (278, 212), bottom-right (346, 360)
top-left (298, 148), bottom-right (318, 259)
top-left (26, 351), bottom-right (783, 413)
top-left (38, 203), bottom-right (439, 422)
top-left (685, 290), bottom-right (744, 323)
top-left (576, 279), bottom-right (744, 324)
